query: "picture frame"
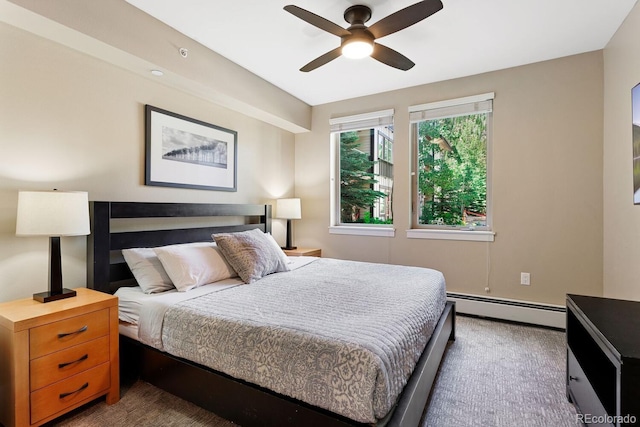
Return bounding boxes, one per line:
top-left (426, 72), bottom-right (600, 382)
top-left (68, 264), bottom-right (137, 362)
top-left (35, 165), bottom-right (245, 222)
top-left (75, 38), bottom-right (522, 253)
top-left (145, 105), bottom-right (237, 192)
top-left (634, 83), bottom-right (640, 204)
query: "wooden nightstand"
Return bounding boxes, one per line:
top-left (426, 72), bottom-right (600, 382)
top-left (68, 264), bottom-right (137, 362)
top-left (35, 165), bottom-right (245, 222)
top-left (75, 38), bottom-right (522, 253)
top-left (283, 247), bottom-right (321, 257)
top-left (0, 288), bottom-right (119, 427)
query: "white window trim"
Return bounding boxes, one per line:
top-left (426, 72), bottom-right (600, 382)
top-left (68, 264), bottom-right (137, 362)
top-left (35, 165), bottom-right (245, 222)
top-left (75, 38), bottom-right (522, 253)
top-left (409, 93), bottom-right (494, 233)
top-left (329, 226), bottom-right (396, 237)
top-left (409, 92), bottom-right (495, 113)
top-left (406, 229), bottom-right (495, 242)
top-left (329, 109), bottom-right (395, 232)
top-left (329, 109), bottom-right (394, 130)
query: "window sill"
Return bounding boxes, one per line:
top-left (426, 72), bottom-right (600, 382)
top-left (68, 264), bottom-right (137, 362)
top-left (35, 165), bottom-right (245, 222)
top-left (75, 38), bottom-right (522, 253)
top-left (329, 226), bottom-right (395, 237)
top-left (406, 229), bottom-right (495, 242)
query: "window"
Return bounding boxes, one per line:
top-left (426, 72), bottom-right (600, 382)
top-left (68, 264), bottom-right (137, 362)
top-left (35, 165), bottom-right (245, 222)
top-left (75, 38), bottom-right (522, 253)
top-left (330, 110), bottom-right (394, 235)
top-left (410, 93), bottom-right (493, 235)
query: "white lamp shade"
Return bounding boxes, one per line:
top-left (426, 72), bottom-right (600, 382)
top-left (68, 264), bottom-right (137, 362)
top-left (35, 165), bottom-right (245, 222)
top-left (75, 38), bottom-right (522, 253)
top-left (276, 198), bottom-right (301, 220)
top-left (16, 191), bottom-right (90, 236)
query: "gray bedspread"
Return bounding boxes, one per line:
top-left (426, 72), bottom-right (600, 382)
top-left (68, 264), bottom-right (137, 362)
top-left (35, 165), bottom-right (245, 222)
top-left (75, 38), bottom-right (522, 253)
top-left (161, 258), bottom-right (446, 423)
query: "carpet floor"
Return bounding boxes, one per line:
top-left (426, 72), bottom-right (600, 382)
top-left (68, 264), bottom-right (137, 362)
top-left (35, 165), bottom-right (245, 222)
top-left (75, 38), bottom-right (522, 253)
top-left (50, 315), bottom-right (578, 427)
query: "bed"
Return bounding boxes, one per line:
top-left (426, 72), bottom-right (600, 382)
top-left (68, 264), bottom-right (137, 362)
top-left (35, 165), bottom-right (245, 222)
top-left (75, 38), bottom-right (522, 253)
top-left (87, 201), bottom-right (455, 427)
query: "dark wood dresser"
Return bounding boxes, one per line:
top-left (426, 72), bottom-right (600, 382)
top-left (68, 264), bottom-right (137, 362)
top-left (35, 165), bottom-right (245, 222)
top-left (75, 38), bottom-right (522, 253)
top-left (566, 294), bottom-right (640, 426)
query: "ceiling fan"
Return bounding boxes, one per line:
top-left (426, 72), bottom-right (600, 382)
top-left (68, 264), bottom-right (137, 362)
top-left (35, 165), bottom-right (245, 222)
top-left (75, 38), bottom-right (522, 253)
top-left (284, 0), bottom-right (443, 72)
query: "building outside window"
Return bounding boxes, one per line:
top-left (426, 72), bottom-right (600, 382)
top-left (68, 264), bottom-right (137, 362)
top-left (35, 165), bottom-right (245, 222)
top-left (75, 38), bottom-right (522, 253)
top-left (410, 93), bottom-right (493, 230)
top-left (330, 110), bottom-right (394, 228)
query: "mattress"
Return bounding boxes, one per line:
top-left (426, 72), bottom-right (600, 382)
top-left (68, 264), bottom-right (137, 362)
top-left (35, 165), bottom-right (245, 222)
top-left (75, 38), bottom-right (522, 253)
top-left (115, 256), bottom-right (316, 349)
top-left (118, 320), bottom-right (138, 341)
top-left (157, 258), bottom-right (446, 423)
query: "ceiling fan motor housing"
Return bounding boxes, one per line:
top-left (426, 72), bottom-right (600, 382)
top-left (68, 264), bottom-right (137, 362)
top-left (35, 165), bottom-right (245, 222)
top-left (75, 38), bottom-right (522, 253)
top-left (342, 4), bottom-right (375, 57)
top-left (344, 5), bottom-right (372, 25)
top-left (342, 27), bottom-right (375, 46)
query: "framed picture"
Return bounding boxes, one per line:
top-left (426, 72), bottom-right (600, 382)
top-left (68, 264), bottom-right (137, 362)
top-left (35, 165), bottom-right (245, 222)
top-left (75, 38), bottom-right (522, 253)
top-left (634, 83), bottom-right (640, 204)
top-left (145, 105), bottom-right (237, 192)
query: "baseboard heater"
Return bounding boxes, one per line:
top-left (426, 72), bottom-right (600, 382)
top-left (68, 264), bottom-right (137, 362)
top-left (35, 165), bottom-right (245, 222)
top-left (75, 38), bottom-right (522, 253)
top-left (447, 292), bottom-right (566, 329)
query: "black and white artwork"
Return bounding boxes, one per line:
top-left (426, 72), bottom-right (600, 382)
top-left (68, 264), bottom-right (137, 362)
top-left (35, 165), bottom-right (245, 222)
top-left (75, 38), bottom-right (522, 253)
top-left (161, 127), bottom-right (228, 169)
top-left (145, 105), bottom-right (237, 191)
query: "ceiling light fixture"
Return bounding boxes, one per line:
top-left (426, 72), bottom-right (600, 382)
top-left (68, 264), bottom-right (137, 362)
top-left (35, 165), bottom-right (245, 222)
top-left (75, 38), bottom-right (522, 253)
top-left (342, 38), bottom-right (374, 59)
top-left (150, 69), bottom-right (164, 76)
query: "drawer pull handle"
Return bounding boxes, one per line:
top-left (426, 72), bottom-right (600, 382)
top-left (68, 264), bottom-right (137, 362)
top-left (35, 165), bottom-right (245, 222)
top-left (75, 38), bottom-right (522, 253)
top-left (59, 382), bottom-right (89, 399)
top-left (58, 325), bottom-right (88, 339)
top-left (58, 354), bottom-right (89, 369)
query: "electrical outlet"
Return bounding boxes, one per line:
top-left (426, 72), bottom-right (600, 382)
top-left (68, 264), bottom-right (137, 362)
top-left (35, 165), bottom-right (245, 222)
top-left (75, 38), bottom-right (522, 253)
top-left (520, 272), bottom-right (531, 286)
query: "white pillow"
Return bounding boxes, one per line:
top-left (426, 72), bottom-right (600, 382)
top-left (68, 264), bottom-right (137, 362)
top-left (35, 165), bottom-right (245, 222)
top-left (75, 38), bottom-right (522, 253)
top-left (154, 242), bottom-right (237, 292)
top-left (122, 247), bottom-right (174, 294)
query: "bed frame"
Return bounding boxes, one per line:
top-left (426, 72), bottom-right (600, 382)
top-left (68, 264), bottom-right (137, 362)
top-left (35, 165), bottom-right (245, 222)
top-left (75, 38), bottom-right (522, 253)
top-left (87, 201), bottom-right (455, 427)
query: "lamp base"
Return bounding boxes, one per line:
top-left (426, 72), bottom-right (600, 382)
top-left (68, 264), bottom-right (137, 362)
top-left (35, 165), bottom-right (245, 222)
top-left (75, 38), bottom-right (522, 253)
top-left (281, 246), bottom-right (297, 250)
top-left (33, 288), bottom-right (77, 303)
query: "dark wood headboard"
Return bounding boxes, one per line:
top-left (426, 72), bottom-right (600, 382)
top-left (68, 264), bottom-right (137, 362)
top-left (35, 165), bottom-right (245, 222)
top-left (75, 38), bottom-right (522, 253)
top-left (87, 201), bottom-right (272, 294)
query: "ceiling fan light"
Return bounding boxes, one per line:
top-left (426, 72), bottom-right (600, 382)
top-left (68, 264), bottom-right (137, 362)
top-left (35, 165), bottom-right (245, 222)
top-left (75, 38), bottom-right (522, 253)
top-left (342, 39), bottom-right (373, 59)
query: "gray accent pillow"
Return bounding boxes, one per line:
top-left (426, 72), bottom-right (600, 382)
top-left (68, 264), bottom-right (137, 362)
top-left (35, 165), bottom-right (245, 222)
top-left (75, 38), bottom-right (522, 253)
top-left (213, 228), bottom-right (290, 283)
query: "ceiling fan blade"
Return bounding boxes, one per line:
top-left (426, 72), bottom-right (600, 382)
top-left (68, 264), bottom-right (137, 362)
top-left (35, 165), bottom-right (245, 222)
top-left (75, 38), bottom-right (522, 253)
top-left (284, 5), bottom-right (351, 38)
top-left (371, 43), bottom-right (415, 71)
top-left (368, 0), bottom-right (443, 39)
top-left (300, 47), bottom-right (343, 72)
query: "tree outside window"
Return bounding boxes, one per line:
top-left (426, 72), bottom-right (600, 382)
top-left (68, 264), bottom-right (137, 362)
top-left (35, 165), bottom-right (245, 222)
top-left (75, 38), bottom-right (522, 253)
top-left (411, 95), bottom-right (493, 230)
top-left (337, 126), bottom-right (393, 224)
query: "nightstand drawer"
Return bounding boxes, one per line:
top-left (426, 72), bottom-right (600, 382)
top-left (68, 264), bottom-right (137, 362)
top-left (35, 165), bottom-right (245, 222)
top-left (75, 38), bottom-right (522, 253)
top-left (30, 309), bottom-right (109, 359)
top-left (30, 362), bottom-right (110, 424)
top-left (30, 335), bottom-right (110, 391)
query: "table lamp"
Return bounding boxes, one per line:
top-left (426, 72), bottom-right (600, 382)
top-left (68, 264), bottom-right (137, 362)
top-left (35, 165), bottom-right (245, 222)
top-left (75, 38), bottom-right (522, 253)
top-left (275, 198), bottom-right (301, 250)
top-left (16, 190), bottom-right (90, 302)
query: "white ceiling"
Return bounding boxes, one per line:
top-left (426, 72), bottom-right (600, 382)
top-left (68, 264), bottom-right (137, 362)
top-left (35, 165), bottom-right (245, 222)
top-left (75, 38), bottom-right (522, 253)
top-left (125, 0), bottom-right (637, 106)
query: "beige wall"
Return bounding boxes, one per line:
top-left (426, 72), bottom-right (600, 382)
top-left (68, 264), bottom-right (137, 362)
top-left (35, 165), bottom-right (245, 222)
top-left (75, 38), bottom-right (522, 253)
top-left (603, 2), bottom-right (640, 300)
top-left (296, 52), bottom-right (604, 306)
top-left (3, 0), bottom-right (311, 133)
top-left (0, 23), bottom-right (296, 302)
top-left (1, 0), bottom-right (625, 308)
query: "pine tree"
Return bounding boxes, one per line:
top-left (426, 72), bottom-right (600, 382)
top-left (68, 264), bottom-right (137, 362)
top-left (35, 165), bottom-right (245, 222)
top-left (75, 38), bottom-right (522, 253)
top-left (417, 114), bottom-right (487, 226)
top-left (339, 132), bottom-right (386, 223)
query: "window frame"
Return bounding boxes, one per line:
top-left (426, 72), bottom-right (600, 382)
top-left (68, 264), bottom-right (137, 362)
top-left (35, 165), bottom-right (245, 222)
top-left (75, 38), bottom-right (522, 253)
top-left (329, 109), bottom-right (396, 237)
top-left (408, 93), bottom-right (495, 242)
